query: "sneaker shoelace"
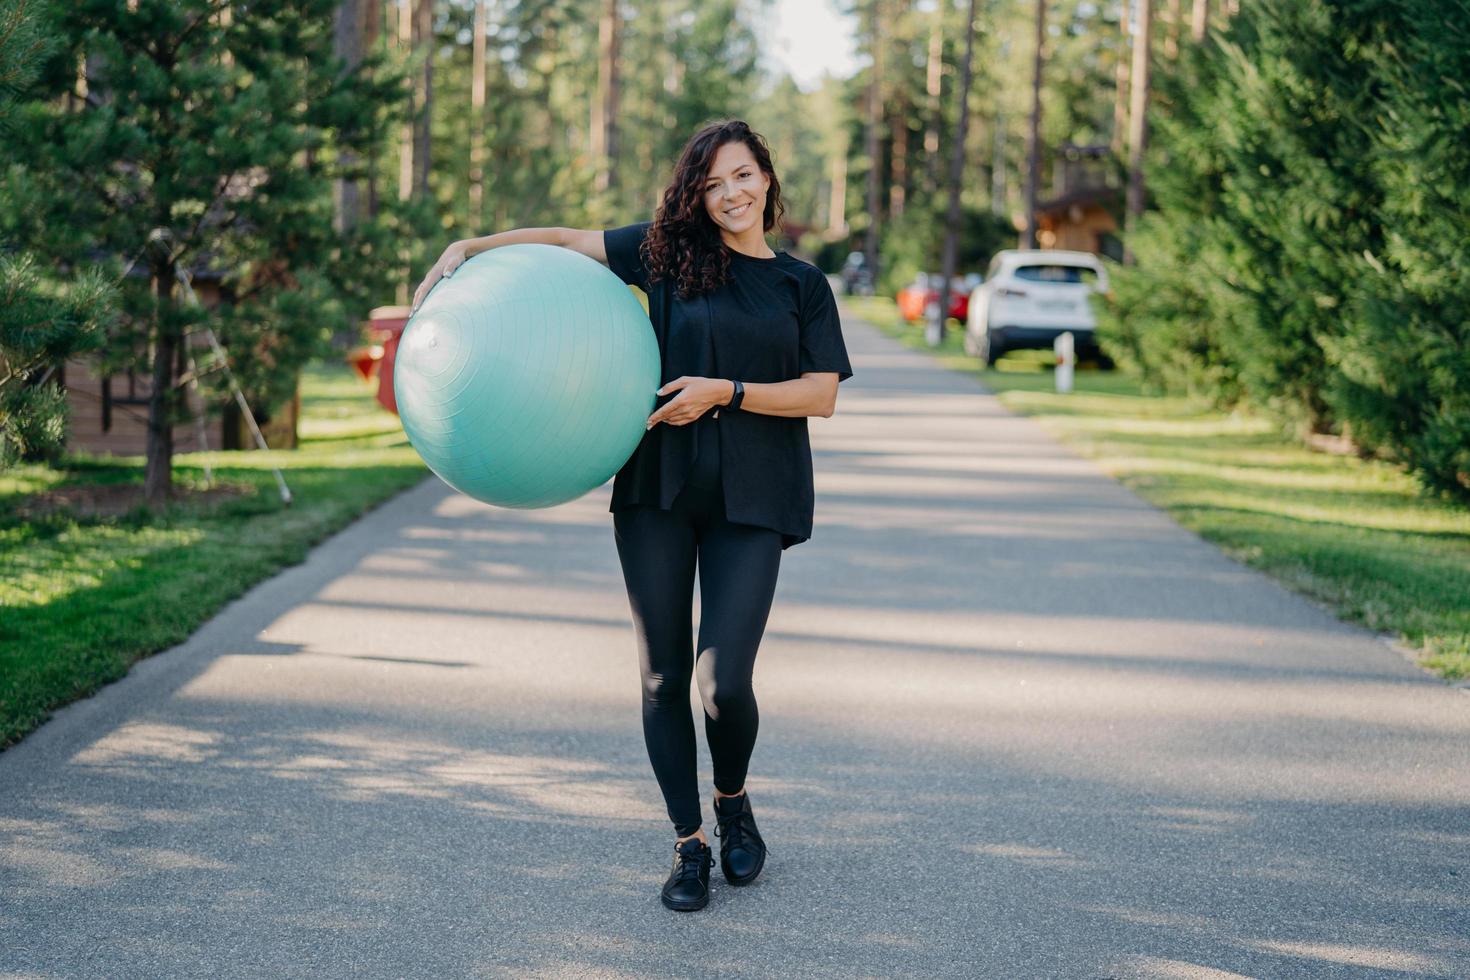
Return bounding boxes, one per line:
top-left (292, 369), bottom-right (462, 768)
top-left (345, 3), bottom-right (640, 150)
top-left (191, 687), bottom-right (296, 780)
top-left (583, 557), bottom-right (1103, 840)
top-left (713, 805), bottom-right (770, 855)
top-left (672, 842), bottom-right (708, 882)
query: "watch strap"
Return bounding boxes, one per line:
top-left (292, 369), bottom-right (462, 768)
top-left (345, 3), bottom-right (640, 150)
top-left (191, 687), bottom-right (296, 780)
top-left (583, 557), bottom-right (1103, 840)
top-left (727, 380), bottom-right (745, 411)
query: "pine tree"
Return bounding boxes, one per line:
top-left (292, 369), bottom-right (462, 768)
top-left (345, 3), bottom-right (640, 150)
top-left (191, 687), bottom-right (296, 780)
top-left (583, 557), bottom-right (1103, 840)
top-left (1093, 10), bottom-right (1242, 402)
top-left (1105, 3), bottom-right (1379, 431)
top-left (935, 0), bottom-right (980, 342)
top-left (12, 0), bottom-right (404, 503)
top-left (0, 0), bottom-right (113, 465)
top-left (1101, 0), bottom-right (1469, 497)
top-left (1331, 0), bottom-right (1470, 498)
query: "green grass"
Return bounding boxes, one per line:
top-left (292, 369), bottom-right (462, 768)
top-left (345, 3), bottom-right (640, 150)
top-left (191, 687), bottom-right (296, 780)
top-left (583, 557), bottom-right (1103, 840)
top-left (845, 295), bottom-right (1470, 682)
top-left (0, 363), bottom-right (428, 748)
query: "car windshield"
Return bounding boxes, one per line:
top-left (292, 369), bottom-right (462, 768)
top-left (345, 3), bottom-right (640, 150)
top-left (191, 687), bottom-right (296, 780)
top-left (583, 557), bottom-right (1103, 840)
top-left (1014, 264), bottom-right (1098, 284)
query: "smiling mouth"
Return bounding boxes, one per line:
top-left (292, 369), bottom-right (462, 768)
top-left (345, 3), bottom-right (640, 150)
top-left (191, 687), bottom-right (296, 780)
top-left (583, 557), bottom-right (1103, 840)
top-left (723, 203), bottom-right (751, 217)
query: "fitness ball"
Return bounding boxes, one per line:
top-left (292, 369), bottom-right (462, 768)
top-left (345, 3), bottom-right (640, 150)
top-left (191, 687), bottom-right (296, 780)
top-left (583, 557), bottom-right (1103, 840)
top-left (394, 242), bottom-right (659, 508)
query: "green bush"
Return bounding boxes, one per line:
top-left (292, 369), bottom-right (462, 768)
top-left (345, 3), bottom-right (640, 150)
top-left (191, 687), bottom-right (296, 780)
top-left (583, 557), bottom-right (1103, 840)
top-left (0, 255), bottom-right (114, 465)
top-left (1324, 3), bottom-right (1470, 498)
top-left (1093, 214), bottom-right (1241, 405)
top-left (1108, 0), bottom-right (1470, 498)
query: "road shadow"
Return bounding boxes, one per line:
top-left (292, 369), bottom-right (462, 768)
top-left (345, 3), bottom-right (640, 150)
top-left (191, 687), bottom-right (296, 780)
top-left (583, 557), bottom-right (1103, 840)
top-left (3, 314), bottom-right (1467, 977)
top-left (2, 686), bottom-right (1466, 978)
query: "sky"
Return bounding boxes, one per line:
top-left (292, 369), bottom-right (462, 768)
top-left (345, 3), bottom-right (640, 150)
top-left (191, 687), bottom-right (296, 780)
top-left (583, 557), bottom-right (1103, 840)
top-left (758, 0), bottom-right (861, 93)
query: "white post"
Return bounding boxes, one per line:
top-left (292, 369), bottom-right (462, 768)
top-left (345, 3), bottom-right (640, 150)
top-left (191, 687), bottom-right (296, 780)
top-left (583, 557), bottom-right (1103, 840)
top-left (1055, 331), bottom-right (1075, 393)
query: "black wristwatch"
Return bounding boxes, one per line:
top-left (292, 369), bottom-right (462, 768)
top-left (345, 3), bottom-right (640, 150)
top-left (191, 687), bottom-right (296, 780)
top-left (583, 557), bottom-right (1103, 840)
top-left (725, 380), bottom-right (745, 412)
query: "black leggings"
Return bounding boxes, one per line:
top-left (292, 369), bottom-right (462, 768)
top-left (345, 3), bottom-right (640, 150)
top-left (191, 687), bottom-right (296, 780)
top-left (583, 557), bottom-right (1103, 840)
top-left (612, 421), bottom-right (783, 837)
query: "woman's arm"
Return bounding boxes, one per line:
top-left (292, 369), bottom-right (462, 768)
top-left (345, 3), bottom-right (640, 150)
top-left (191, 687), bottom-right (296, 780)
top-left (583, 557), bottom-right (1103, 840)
top-left (463, 227), bottom-right (608, 264)
top-left (739, 373), bottom-right (839, 419)
top-left (413, 228), bottom-right (607, 311)
top-left (646, 373), bottom-right (839, 429)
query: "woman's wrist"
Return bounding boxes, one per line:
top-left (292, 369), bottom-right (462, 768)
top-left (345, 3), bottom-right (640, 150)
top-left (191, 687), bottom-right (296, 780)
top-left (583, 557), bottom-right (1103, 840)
top-left (462, 236), bottom-right (492, 259)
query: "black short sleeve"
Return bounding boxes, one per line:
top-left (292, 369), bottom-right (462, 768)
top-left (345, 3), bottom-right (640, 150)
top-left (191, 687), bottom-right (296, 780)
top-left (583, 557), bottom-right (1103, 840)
top-left (797, 269), bottom-right (854, 382)
top-left (603, 221), bottom-right (652, 292)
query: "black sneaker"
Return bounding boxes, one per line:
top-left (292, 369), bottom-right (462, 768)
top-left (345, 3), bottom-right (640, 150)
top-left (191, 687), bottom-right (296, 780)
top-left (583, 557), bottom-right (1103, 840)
top-left (712, 791), bottom-right (768, 886)
top-left (660, 836), bottom-right (712, 911)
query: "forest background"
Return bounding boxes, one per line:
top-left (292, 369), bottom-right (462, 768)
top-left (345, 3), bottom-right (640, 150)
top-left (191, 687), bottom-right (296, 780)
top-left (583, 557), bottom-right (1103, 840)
top-left (6, 0), bottom-right (1464, 502)
top-left (3, 0), bottom-right (1468, 748)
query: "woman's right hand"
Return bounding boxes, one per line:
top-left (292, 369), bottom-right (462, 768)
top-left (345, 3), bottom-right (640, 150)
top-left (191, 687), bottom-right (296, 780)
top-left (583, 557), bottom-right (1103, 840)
top-left (411, 240), bottom-right (474, 314)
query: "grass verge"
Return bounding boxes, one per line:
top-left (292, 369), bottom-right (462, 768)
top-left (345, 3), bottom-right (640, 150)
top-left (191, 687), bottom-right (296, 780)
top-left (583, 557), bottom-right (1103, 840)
top-left (844, 295), bottom-right (1470, 682)
top-left (0, 362), bottom-right (428, 748)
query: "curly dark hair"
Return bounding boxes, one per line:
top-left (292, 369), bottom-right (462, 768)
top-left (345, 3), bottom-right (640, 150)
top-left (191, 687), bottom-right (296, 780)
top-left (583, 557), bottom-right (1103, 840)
top-left (640, 119), bottom-right (786, 300)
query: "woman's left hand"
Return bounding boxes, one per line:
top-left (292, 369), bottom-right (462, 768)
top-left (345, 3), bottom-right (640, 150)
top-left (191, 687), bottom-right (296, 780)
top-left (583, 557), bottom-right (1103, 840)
top-left (646, 376), bottom-right (733, 429)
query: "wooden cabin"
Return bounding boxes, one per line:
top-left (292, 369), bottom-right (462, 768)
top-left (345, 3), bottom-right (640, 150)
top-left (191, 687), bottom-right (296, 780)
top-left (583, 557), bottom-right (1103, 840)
top-left (1031, 143), bottom-right (1125, 261)
top-left (61, 268), bottom-right (299, 456)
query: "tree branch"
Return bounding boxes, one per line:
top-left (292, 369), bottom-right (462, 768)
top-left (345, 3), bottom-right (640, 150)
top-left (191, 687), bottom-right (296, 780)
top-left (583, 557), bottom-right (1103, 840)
top-left (168, 1), bottom-right (235, 62)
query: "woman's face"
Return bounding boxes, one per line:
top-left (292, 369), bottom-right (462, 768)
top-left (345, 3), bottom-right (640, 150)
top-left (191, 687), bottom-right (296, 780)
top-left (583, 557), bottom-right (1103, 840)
top-left (702, 141), bottom-right (770, 236)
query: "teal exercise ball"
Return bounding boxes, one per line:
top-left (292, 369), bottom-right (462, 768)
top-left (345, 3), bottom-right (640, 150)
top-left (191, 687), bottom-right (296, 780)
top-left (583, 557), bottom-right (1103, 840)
top-left (394, 243), bottom-right (659, 508)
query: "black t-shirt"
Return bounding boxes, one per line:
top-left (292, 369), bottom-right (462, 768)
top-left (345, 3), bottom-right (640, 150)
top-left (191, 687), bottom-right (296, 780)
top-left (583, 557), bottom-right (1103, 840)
top-left (602, 220), bottom-right (854, 549)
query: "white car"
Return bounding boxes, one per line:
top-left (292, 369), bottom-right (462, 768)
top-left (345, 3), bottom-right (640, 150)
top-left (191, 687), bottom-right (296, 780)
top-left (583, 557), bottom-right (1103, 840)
top-left (964, 249), bottom-right (1110, 366)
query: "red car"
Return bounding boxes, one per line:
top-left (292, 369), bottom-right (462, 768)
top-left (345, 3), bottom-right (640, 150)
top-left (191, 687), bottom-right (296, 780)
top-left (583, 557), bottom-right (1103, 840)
top-left (896, 272), bottom-right (976, 324)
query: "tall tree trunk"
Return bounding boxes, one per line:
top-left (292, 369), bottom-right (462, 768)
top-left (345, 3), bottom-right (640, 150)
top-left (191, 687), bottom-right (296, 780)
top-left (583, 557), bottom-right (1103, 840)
top-left (395, 0), bottom-right (413, 304)
top-left (889, 100), bottom-right (906, 217)
top-left (863, 0), bottom-right (884, 285)
top-left (1125, 0), bottom-right (1153, 263)
top-left (923, 7), bottom-right (942, 194)
top-left (1021, 0), bottom-right (1045, 249)
top-left (413, 0), bottom-right (432, 197)
top-left (827, 148), bottom-right (848, 237)
top-left (1191, 0), bottom-right (1208, 42)
top-left (364, 0), bottom-right (381, 218)
top-left (334, 0), bottom-right (367, 232)
top-left (991, 109), bottom-right (1006, 216)
top-left (396, 0), bottom-right (413, 207)
top-left (591, 0), bottom-right (621, 197)
top-left (469, 0), bottom-right (488, 226)
top-left (1112, 1), bottom-right (1130, 157)
top-left (72, 51), bottom-right (89, 112)
top-left (144, 262), bottom-right (177, 506)
top-left (933, 0), bottom-right (979, 346)
top-left (1164, 0), bottom-right (1181, 58)
top-left (216, 5), bottom-right (233, 67)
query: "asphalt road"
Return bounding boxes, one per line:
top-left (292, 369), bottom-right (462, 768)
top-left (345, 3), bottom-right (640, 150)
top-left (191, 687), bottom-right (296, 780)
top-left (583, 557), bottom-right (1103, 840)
top-left (2, 308), bottom-right (1467, 979)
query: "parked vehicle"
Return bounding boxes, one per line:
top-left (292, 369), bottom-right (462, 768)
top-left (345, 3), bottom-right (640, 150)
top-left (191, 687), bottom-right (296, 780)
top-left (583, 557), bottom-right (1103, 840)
top-left (964, 250), bottom-right (1110, 366)
top-left (896, 273), bottom-right (932, 322)
top-left (839, 251), bottom-right (874, 296)
top-left (897, 271), bottom-right (983, 324)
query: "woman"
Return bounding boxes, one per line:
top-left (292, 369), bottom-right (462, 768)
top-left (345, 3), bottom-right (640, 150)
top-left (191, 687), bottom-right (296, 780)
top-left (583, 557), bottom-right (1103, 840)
top-left (412, 119), bottom-right (852, 912)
